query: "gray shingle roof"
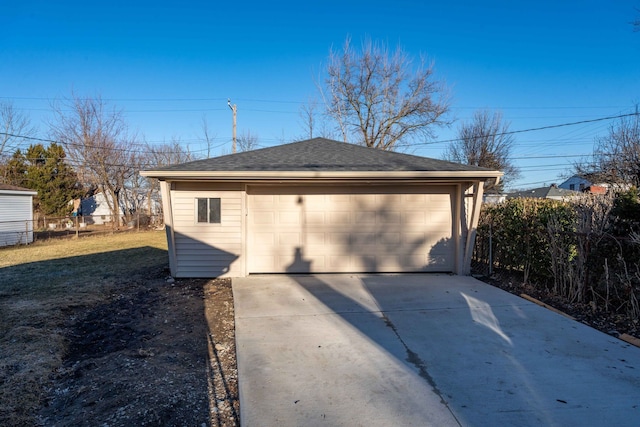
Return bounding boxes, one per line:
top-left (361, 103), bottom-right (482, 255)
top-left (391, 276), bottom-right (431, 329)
top-left (0, 183), bottom-right (35, 192)
top-left (153, 138), bottom-right (495, 173)
top-left (507, 186), bottom-right (579, 199)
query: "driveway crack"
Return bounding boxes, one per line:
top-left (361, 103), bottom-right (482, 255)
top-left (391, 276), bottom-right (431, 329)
top-left (381, 312), bottom-right (463, 426)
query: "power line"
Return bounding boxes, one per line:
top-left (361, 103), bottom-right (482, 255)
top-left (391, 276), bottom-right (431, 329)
top-left (1, 110), bottom-right (637, 160)
top-left (509, 154), bottom-right (593, 160)
top-left (0, 131), bottom-right (213, 155)
top-left (1, 96), bottom-right (630, 110)
top-left (420, 112), bottom-right (639, 147)
top-left (0, 95), bottom-right (306, 104)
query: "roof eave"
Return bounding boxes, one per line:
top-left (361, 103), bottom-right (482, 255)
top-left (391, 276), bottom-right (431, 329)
top-left (0, 189), bottom-right (38, 196)
top-left (140, 170), bottom-right (503, 182)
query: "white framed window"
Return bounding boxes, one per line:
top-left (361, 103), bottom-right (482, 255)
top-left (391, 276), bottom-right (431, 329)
top-left (196, 198), bottom-right (221, 224)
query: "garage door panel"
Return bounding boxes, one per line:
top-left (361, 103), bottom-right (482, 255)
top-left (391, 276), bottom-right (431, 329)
top-left (357, 194), bottom-right (377, 204)
top-left (278, 232), bottom-right (301, 246)
top-left (354, 211), bottom-right (376, 224)
top-left (253, 232), bottom-right (276, 246)
top-left (278, 211), bottom-right (300, 225)
top-left (248, 186), bottom-right (455, 273)
top-left (402, 211), bottom-right (427, 224)
top-left (252, 211), bottom-right (275, 225)
top-left (427, 212), bottom-right (451, 223)
top-left (252, 255), bottom-right (277, 271)
top-left (251, 194), bottom-right (276, 207)
top-left (350, 233), bottom-right (377, 246)
top-left (403, 194), bottom-right (426, 203)
top-left (328, 194), bottom-right (350, 203)
top-left (310, 256), bottom-right (326, 271)
top-left (402, 231), bottom-right (427, 244)
top-left (402, 232), bottom-right (446, 252)
top-left (327, 254), bottom-right (355, 271)
top-left (380, 194), bottom-right (402, 203)
top-left (273, 254), bottom-right (298, 272)
top-left (378, 211), bottom-right (401, 224)
top-left (328, 211), bottom-right (351, 225)
top-left (428, 253), bottom-right (451, 268)
top-left (278, 194), bottom-right (299, 203)
top-left (306, 211), bottom-right (326, 225)
top-left (378, 232), bottom-right (401, 246)
top-left (329, 232), bottom-right (348, 246)
top-left (307, 232), bottom-right (326, 245)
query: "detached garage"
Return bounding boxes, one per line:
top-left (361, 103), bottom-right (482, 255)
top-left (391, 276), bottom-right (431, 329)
top-left (0, 184), bottom-right (37, 247)
top-left (142, 138), bottom-right (502, 278)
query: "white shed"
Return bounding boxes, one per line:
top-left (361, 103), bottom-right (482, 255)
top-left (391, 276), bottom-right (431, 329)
top-left (142, 138), bottom-right (502, 278)
top-left (0, 184), bottom-right (37, 246)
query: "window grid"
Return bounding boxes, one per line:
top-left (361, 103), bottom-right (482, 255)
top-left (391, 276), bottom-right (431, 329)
top-left (196, 198), bottom-right (221, 224)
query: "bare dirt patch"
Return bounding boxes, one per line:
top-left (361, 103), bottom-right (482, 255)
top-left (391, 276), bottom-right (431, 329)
top-left (0, 232), bottom-right (239, 426)
top-left (37, 276), bottom-right (239, 427)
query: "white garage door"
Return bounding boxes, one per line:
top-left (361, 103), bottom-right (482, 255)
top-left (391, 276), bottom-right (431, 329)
top-left (248, 185), bottom-right (455, 273)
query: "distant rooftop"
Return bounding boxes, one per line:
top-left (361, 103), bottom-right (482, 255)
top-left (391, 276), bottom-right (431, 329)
top-left (507, 185), bottom-right (579, 199)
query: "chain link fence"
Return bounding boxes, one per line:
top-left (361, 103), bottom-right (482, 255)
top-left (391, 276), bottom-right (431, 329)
top-left (471, 222), bottom-right (493, 277)
top-left (0, 213), bottom-right (164, 247)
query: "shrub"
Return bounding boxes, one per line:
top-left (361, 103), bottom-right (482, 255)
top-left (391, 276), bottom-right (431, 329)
top-left (475, 190), bottom-right (640, 322)
top-left (479, 198), bottom-right (574, 285)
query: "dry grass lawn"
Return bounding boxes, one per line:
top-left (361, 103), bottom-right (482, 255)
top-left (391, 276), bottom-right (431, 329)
top-left (0, 231), bottom-right (169, 425)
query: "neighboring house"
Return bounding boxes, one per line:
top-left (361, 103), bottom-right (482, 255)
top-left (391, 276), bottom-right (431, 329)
top-left (559, 175), bottom-right (593, 192)
top-left (507, 184), bottom-right (579, 200)
top-left (0, 184), bottom-right (37, 246)
top-left (559, 175), bottom-right (610, 195)
top-left (80, 191), bottom-right (122, 225)
top-left (142, 138), bottom-right (502, 278)
top-left (483, 193), bottom-right (507, 204)
top-left (75, 190), bottom-right (159, 226)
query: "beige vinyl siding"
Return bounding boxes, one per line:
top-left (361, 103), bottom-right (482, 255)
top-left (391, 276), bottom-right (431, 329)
top-left (170, 188), bottom-right (244, 277)
top-left (0, 193), bottom-right (34, 246)
top-left (248, 185), bottom-right (455, 274)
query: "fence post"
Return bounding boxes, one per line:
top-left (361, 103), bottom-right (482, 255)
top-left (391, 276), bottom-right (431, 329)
top-left (488, 222), bottom-right (493, 276)
top-left (137, 211), bottom-right (140, 232)
top-left (25, 221), bottom-right (29, 245)
top-left (75, 215), bottom-right (79, 239)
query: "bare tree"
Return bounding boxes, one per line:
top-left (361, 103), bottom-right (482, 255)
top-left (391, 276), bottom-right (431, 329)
top-left (142, 140), bottom-right (193, 218)
top-left (445, 110), bottom-right (520, 192)
top-left (237, 130), bottom-right (259, 152)
top-left (323, 37), bottom-right (451, 150)
top-left (298, 98), bottom-right (337, 141)
top-left (201, 114), bottom-right (216, 158)
top-left (577, 113), bottom-right (640, 187)
top-left (148, 140), bottom-right (193, 166)
top-left (50, 93), bottom-right (135, 226)
top-left (298, 99), bottom-right (318, 140)
top-left (0, 101), bottom-right (35, 161)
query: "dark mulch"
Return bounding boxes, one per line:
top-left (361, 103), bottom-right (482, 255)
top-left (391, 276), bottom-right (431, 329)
top-left (478, 272), bottom-right (639, 340)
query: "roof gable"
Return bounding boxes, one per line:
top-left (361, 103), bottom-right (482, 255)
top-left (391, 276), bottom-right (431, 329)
top-left (154, 138), bottom-right (494, 173)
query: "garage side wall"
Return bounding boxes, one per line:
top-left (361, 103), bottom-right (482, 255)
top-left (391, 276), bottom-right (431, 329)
top-left (170, 183), bottom-right (244, 277)
top-left (0, 193), bottom-right (34, 246)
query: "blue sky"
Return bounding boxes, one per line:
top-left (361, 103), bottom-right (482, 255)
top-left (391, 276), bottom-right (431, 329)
top-left (1, 0), bottom-right (639, 190)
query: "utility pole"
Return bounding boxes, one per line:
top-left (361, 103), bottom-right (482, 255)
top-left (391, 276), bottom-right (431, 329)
top-left (228, 99), bottom-right (237, 153)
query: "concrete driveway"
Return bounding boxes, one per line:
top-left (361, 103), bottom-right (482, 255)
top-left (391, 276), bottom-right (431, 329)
top-left (233, 274), bottom-right (640, 426)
